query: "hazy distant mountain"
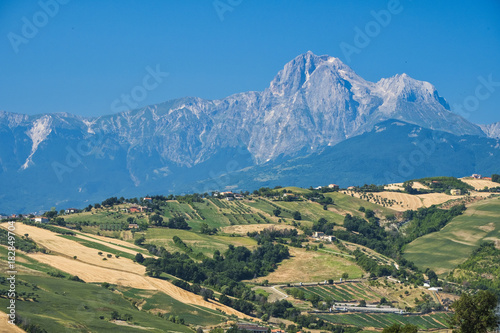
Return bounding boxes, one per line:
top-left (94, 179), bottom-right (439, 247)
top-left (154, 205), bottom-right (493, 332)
top-left (480, 122), bottom-right (500, 139)
top-left (0, 52), bottom-right (494, 212)
top-left (192, 120), bottom-right (500, 191)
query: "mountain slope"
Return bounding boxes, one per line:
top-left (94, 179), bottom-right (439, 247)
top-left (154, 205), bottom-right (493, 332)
top-left (480, 121), bottom-right (500, 139)
top-left (0, 52), bottom-right (492, 212)
top-left (193, 120), bottom-right (500, 191)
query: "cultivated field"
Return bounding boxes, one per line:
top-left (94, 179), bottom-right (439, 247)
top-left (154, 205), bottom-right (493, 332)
top-left (285, 282), bottom-right (385, 303)
top-left (404, 196), bottom-right (500, 275)
top-left (1, 223), bottom-right (251, 319)
top-left (318, 312), bottom-right (452, 330)
top-left (220, 223), bottom-right (299, 235)
top-left (142, 228), bottom-right (258, 257)
top-left (460, 177), bottom-right (500, 190)
top-left (342, 191), bottom-right (423, 211)
top-left (248, 247), bottom-right (364, 284)
top-left (385, 182), bottom-right (429, 191)
top-left (342, 190), bottom-right (492, 212)
top-left (416, 192), bottom-right (460, 207)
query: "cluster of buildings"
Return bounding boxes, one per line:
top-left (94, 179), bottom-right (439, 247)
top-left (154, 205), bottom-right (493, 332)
top-left (125, 205), bottom-right (152, 213)
top-left (471, 174), bottom-right (492, 180)
top-left (213, 191), bottom-right (244, 201)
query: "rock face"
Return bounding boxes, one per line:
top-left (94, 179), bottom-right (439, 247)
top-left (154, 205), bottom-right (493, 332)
top-left (0, 52), bottom-right (491, 212)
top-left (480, 122), bottom-right (500, 139)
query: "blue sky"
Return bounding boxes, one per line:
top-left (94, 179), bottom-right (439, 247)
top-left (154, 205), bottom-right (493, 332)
top-left (1, 0), bottom-right (499, 124)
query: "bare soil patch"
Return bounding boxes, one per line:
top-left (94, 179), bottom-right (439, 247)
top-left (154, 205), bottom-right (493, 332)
top-left (0, 311), bottom-right (25, 333)
top-left (478, 222), bottom-right (495, 233)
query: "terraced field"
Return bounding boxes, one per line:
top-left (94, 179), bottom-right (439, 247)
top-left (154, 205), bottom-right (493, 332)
top-left (318, 312), bottom-right (452, 330)
top-left (285, 282), bottom-right (384, 302)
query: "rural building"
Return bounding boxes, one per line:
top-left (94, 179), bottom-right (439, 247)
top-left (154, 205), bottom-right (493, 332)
top-left (313, 232), bottom-right (335, 242)
top-left (472, 174), bottom-right (482, 179)
top-left (65, 208), bottom-right (79, 214)
top-left (33, 216), bottom-right (49, 223)
top-left (128, 223), bottom-right (138, 229)
top-left (234, 193), bottom-right (244, 200)
top-left (328, 184), bottom-right (339, 189)
top-left (483, 177), bottom-right (492, 181)
top-left (236, 324), bottom-right (268, 333)
top-left (450, 189), bottom-right (461, 196)
top-left (143, 197), bottom-right (152, 202)
top-left (347, 186), bottom-right (356, 190)
top-left (271, 329), bottom-right (285, 333)
top-left (225, 196), bottom-right (234, 201)
top-left (129, 205), bottom-right (150, 213)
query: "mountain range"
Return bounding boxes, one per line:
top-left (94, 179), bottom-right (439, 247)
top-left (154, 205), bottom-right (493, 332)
top-left (1, 52), bottom-right (499, 213)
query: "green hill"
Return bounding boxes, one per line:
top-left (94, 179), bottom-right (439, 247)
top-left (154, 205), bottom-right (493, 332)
top-left (403, 196), bottom-right (500, 276)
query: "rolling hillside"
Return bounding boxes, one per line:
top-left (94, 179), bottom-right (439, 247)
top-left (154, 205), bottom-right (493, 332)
top-left (403, 196), bottom-right (500, 276)
top-left (1, 184), bottom-right (499, 332)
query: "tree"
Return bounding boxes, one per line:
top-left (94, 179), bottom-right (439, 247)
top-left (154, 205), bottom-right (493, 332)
top-left (342, 272), bottom-right (349, 279)
top-left (448, 290), bottom-right (498, 333)
top-left (201, 223), bottom-right (217, 235)
top-left (54, 217), bottom-right (66, 226)
top-left (134, 235), bottom-right (146, 246)
top-left (293, 211), bottom-right (302, 220)
top-left (135, 253), bottom-right (145, 263)
top-left (43, 210), bottom-right (57, 220)
top-left (273, 209), bottom-right (281, 217)
top-left (122, 313), bottom-right (133, 321)
top-left (150, 214), bottom-right (163, 226)
top-left (200, 288), bottom-right (214, 301)
top-left (492, 174), bottom-right (500, 183)
top-left (358, 299), bottom-right (366, 307)
top-left (111, 310), bottom-right (120, 320)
